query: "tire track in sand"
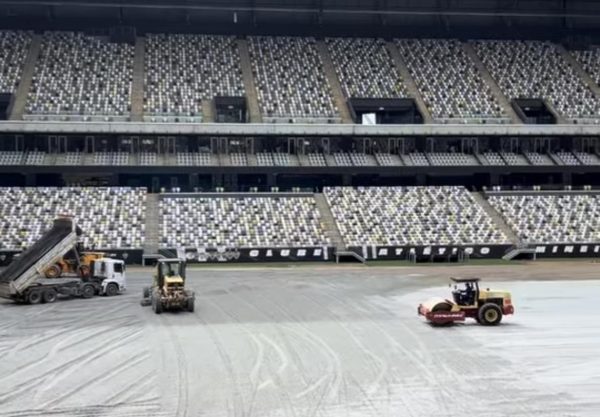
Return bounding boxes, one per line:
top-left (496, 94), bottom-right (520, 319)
top-left (214, 289), bottom-right (332, 417)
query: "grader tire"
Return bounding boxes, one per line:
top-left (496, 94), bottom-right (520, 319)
top-left (478, 303), bottom-right (503, 326)
top-left (143, 287), bottom-right (150, 299)
top-left (152, 297), bottom-right (163, 314)
top-left (186, 297), bottom-right (195, 313)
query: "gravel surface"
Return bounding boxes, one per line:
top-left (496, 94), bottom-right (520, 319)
top-left (0, 264), bottom-right (599, 416)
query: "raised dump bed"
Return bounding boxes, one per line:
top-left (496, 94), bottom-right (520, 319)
top-left (0, 217), bottom-right (83, 302)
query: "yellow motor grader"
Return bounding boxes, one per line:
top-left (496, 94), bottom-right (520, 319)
top-left (141, 258), bottom-right (195, 314)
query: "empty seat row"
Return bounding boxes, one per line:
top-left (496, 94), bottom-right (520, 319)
top-left (160, 196), bottom-right (330, 248)
top-left (0, 187), bottom-right (146, 249)
top-left (26, 32), bottom-right (134, 119)
top-left (325, 186), bottom-right (508, 246)
top-left (488, 194), bottom-right (600, 243)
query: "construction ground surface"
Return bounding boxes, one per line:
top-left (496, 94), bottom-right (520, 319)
top-left (1, 261), bottom-right (599, 417)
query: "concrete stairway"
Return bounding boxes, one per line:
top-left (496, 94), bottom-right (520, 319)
top-left (237, 39), bottom-right (262, 123)
top-left (144, 193), bottom-right (160, 254)
top-left (10, 35), bottom-right (41, 120)
top-left (246, 153), bottom-right (258, 166)
top-left (130, 37), bottom-right (145, 122)
top-left (386, 41), bottom-right (433, 123)
top-left (324, 154), bottom-right (337, 166)
top-left (556, 44), bottom-right (600, 99)
top-left (316, 40), bottom-right (352, 124)
top-left (462, 42), bottom-right (521, 124)
top-left (314, 193), bottom-right (345, 250)
top-left (202, 99), bottom-right (215, 122)
top-left (297, 154), bottom-right (311, 166)
top-left (471, 192), bottom-right (520, 245)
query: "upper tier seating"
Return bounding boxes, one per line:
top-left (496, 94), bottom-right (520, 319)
top-left (573, 48), bottom-right (600, 86)
top-left (144, 34), bottom-right (244, 122)
top-left (326, 37), bottom-right (408, 99)
top-left (26, 32), bottom-right (134, 121)
top-left (248, 36), bottom-right (338, 122)
top-left (397, 39), bottom-right (507, 123)
top-left (474, 40), bottom-right (600, 122)
top-left (0, 31), bottom-right (32, 94)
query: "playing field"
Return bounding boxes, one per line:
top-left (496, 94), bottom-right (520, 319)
top-left (1, 262), bottom-right (599, 417)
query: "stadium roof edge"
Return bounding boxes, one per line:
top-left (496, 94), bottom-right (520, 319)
top-left (0, 1), bottom-right (599, 19)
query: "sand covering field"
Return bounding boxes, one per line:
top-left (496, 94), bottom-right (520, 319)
top-left (0, 263), bottom-right (599, 416)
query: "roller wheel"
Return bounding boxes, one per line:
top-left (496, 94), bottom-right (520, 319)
top-left (45, 264), bottom-right (62, 279)
top-left (42, 289), bottom-right (57, 304)
top-left (105, 283), bottom-right (119, 296)
top-left (478, 303), bottom-right (503, 326)
top-left (81, 284), bottom-right (95, 299)
top-left (27, 290), bottom-right (42, 304)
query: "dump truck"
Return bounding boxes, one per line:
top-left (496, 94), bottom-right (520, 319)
top-left (141, 258), bottom-right (195, 314)
top-left (44, 251), bottom-right (107, 278)
top-left (418, 277), bottom-right (514, 326)
top-left (0, 217), bottom-right (126, 304)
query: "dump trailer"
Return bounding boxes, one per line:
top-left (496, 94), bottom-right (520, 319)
top-left (0, 217), bottom-right (99, 304)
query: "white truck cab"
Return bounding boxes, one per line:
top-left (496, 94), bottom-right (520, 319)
top-left (91, 258), bottom-right (127, 296)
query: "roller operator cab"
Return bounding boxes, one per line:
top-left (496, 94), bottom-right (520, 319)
top-left (141, 258), bottom-right (195, 314)
top-left (418, 278), bottom-right (514, 326)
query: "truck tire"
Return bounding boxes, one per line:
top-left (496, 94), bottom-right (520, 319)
top-left (45, 264), bottom-right (62, 278)
top-left (105, 283), bottom-right (119, 297)
top-left (78, 265), bottom-right (90, 278)
top-left (143, 286), bottom-right (150, 299)
top-left (81, 284), bottom-right (95, 299)
top-left (27, 290), bottom-right (42, 304)
top-left (186, 297), bottom-right (195, 313)
top-left (478, 303), bottom-right (503, 326)
top-left (42, 289), bottom-right (57, 304)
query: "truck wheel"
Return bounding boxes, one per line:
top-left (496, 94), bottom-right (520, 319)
top-left (81, 284), bottom-right (95, 299)
top-left (78, 265), bottom-right (90, 278)
top-left (45, 264), bottom-right (61, 278)
top-left (42, 289), bottom-right (57, 303)
top-left (105, 283), bottom-right (119, 296)
top-left (27, 290), bottom-right (42, 304)
top-left (143, 286), bottom-right (150, 299)
top-left (186, 297), bottom-right (195, 313)
top-left (478, 303), bottom-right (503, 326)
